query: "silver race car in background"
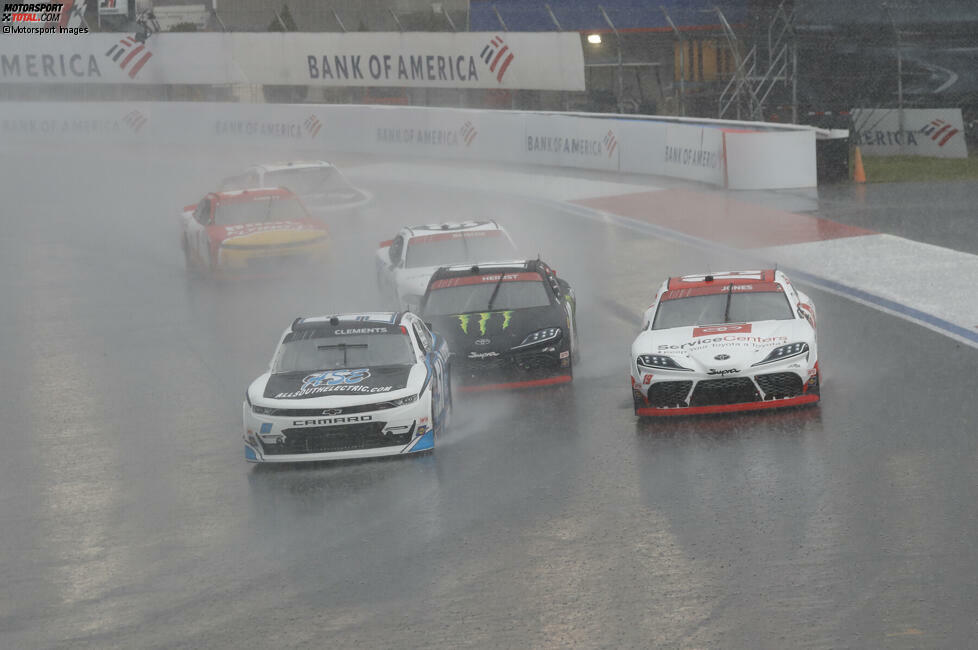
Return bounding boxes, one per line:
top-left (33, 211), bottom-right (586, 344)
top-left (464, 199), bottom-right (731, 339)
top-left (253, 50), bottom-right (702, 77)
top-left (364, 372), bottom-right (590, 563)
top-left (244, 312), bottom-right (451, 463)
top-left (631, 270), bottom-right (820, 417)
top-left (221, 160), bottom-right (371, 214)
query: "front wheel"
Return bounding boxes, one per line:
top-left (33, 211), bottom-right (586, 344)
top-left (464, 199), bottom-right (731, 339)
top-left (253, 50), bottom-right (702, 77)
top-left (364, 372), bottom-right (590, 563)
top-left (632, 387), bottom-right (647, 417)
top-left (807, 368), bottom-right (821, 396)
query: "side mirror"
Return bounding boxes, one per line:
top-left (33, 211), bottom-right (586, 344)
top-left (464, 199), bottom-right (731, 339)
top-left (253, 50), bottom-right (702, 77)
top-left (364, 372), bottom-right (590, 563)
top-left (388, 247), bottom-right (398, 266)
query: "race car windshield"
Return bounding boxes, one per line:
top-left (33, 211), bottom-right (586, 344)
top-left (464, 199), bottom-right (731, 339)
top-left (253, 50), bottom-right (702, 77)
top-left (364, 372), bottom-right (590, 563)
top-left (214, 196), bottom-right (307, 225)
top-left (424, 280), bottom-right (551, 315)
top-left (652, 291), bottom-right (794, 330)
top-left (274, 333), bottom-right (415, 372)
top-left (405, 234), bottom-right (516, 268)
top-left (264, 168), bottom-right (350, 195)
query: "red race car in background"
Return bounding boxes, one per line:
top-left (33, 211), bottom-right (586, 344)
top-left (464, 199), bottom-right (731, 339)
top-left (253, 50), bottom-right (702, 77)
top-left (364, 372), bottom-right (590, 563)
top-left (180, 188), bottom-right (330, 276)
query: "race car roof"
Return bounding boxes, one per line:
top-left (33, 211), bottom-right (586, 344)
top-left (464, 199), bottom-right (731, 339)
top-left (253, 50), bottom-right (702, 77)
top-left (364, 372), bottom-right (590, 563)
top-left (660, 282), bottom-right (784, 301)
top-left (251, 161), bottom-right (334, 173)
top-left (408, 229), bottom-right (508, 245)
top-left (427, 260), bottom-right (547, 289)
top-left (293, 313), bottom-right (404, 329)
top-left (430, 271), bottom-right (544, 290)
top-left (209, 187), bottom-right (295, 204)
top-left (404, 220), bottom-right (502, 237)
top-left (666, 270), bottom-right (777, 290)
top-left (435, 260), bottom-right (534, 274)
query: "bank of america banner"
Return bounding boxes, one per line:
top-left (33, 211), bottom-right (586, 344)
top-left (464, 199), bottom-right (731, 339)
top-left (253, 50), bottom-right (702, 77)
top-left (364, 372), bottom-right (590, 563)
top-left (852, 108), bottom-right (968, 158)
top-left (0, 32), bottom-right (585, 90)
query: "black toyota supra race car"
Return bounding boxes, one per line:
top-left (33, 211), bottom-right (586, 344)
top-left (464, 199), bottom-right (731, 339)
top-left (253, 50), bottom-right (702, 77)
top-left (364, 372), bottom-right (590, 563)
top-left (419, 259), bottom-right (578, 392)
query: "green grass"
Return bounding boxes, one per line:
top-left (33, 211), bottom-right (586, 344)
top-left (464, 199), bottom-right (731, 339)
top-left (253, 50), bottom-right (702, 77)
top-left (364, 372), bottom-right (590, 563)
top-left (859, 152), bottom-right (978, 183)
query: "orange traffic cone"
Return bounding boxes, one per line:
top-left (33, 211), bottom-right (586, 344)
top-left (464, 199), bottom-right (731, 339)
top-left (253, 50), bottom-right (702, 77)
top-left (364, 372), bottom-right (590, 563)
top-left (852, 146), bottom-right (867, 183)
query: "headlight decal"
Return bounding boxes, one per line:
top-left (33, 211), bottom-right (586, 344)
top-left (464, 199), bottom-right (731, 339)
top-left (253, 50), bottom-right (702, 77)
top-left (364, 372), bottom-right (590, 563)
top-left (388, 394), bottom-right (420, 407)
top-left (636, 354), bottom-right (692, 371)
top-left (752, 342), bottom-right (809, 366)
top-left (513, 327), bottom-right (562, 350)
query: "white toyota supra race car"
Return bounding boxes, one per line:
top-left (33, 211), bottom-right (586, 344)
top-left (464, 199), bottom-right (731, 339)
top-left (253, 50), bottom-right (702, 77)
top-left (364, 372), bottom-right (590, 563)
top-left (244, 312), bottom-right (451, 463)
top-left (630, 270), bottom-right (820, 417)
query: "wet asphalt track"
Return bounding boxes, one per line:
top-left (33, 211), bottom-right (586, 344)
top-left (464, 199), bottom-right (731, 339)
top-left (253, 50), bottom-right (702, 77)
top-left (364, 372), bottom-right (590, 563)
top-left (1, 144), bottom-right (977, 649)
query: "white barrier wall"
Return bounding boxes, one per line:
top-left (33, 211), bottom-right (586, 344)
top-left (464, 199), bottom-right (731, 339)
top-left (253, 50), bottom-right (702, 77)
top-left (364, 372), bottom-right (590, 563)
top-left (0, 32), bottom-right (585, 91)
top-left (0, 101), bottom-right (818, 189)
top-left (724, 130), bottom-right (817, 191)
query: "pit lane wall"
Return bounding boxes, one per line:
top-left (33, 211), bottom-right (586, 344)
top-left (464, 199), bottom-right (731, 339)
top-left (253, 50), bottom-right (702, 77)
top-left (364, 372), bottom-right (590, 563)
top-left (0, 101), bottom-right (818, 189)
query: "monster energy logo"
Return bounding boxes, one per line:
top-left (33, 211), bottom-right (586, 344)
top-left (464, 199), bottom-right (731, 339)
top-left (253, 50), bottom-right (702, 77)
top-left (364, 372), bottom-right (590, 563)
top-left (457, 311), bottom-right (513, 335)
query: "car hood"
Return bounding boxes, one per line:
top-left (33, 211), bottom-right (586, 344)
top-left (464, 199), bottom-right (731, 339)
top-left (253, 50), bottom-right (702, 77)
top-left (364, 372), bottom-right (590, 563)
top-left (209, 219), bottom-right (328, 248)
top-left (254, 364), bottom-right (421, 405)
top-left (427, 305), bottom-right (564, 357)
top-left (632, 320), bottom-right (814, 371)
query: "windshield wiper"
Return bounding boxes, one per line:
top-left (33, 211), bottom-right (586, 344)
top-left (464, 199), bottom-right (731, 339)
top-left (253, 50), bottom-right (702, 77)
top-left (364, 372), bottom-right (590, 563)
top-left (317, 342), bottom-right (367, 367)
top-left (723, 283), bottom-right (734, 323)
top-left (486, 273), bottom-right (506, 311)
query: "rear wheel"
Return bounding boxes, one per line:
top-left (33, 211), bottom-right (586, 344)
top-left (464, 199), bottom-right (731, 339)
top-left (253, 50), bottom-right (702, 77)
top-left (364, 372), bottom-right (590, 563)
top-left (443, 365), bottom-right (453, 428)
top-left (567, 314), bottom-right (581, 365)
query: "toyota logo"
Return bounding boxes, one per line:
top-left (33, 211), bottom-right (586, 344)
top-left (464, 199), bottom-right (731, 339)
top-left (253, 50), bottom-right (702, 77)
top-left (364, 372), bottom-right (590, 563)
top-left (474, 338), bottom-right (491, 346)
top-left (702, 326), bottom-right (737, 333)
top-left (714, 354), bottom-right (730, 360)
top-left (321, 408), bottom-right (342, 416)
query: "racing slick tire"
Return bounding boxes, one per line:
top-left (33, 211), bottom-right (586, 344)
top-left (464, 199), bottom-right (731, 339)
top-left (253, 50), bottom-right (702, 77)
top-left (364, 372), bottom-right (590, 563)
top-left (571, 326), bottom-right (581, 365)
top-left (443, 365), bottom-right (454, 427)
top-left (424, 368), bottom-right (452, 451)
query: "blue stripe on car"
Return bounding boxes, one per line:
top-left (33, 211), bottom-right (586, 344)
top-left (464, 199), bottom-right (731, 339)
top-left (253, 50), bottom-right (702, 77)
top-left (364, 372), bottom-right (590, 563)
top-left (245, 445), bottom-right (258, 462)
top-left (411, 429), bottom-right (434, 452)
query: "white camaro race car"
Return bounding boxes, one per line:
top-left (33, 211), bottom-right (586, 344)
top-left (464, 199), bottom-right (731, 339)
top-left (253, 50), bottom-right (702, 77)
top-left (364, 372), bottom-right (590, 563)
top-left (243, 312), bottom-right (451, 463)
top-left (375, 221), bottom-right (518, 311)
top-left (630, 270), bottom-right (820, 416)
